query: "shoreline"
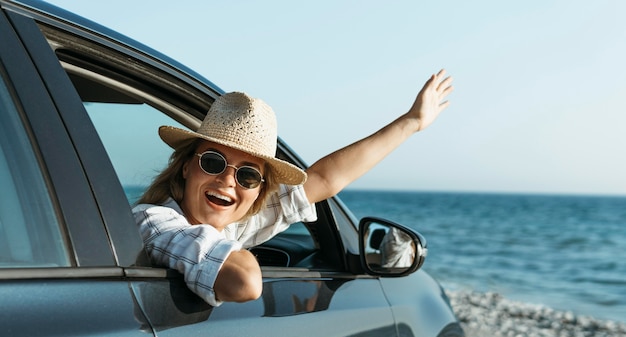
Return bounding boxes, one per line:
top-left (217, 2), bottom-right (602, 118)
top-left (446, 290), bottom-right (626, 337)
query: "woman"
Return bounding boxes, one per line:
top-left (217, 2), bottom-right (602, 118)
top-left (133, 69), bottom-right (454, 306)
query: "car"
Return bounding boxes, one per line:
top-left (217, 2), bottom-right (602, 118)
top-left (0, 1), bottom-right (464, 336)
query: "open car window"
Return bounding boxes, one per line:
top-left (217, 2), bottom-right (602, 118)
top-left (39, 18), bottom-right (348, 271)
top-left (53, 51), bottom-right (333, 269)
top-left (84, 101), bottom-right (181, 203)
top-left (59, 66), bottom-right (189, 203)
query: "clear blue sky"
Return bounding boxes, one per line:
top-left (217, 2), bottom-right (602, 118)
top-left (46, 1), bottom-right (626, 196)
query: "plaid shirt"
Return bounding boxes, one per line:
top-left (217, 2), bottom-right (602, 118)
top-left (132, 184), bottom-right (317, 306)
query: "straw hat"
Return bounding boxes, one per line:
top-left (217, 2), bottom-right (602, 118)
top-left (159, 92), bottom-right (307, 185)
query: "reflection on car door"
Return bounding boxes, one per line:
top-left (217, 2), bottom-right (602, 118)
top-left (131, 272), bottom-right (398, 336)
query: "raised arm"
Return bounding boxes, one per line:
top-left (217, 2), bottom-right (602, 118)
top-left (303, 69), bottom-right (454, 203)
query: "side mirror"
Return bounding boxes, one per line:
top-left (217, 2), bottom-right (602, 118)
top-left (359, 217), bottom-right (427, 277)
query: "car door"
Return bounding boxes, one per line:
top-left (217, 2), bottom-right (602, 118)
top-left (0, 7), bottom-right (149, 337)
top-left (7, 3), bottom-right (402, 336)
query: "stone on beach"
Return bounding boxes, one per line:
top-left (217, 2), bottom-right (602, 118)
top-left (446, 290), bottom-right (626, 337)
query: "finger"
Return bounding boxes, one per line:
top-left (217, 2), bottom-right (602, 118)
top-left (440, 84), bottom-right (454, 98)
top-left (437, 76), bottom-right (453, 91)
top-left (428, 70), bottom-right (445, 88)
top-left (427, 69), bottom-right (446, 86)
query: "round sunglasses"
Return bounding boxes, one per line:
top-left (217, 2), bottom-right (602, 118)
top-left (195, 151), bottom-right (265, 189)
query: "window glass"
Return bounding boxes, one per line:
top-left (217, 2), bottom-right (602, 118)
top-left (0, 74), bottom-right (69, 267)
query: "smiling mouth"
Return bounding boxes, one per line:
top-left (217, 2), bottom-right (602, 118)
top-left (205, 191), bottom-right (234, 207)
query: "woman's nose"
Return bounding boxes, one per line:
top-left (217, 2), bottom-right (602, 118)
top-left (216, 165), bottom-right (238, 186)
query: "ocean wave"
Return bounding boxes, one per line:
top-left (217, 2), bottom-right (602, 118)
top-left (570, 276), bottom-right (626, 286)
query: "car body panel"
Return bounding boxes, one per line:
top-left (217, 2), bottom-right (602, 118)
top-left (0, 276), bottom-right (148, 336)
top-left (131, 273), bottom-right (397, 336)
top-left (380, 273), bottom-right (459, 337)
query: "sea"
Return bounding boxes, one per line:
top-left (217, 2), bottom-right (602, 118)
top-left (337, 190), bottom-right (626, 323)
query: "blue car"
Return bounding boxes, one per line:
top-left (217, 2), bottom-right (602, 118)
top-left (0, 0), bottom-right (463, 336)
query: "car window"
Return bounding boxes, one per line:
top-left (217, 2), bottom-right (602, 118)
top-left (55, 54), bottom-right (327, 268)
top-left (0, 73), bottom-right (69, 268)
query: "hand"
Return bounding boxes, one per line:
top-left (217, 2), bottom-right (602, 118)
top-left (408, 69), bottom-right (454, 131)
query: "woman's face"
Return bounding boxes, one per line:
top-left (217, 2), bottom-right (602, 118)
top-left (180, 140), bottom-right (264, 230)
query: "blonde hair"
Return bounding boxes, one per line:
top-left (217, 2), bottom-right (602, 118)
top-left (137, 139), bottom-right (279, 220)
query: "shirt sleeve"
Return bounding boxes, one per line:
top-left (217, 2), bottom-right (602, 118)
top-left (133, 202), bottom-right (241, 307)
top-left (229, 184), bottom-right (317, 248)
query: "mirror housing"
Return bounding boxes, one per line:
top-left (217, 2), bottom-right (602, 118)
top-left (359, 217), bottom-right (427, 277)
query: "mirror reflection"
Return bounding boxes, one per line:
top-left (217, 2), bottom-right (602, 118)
top-left (363, 221), bottom-right (418, 274)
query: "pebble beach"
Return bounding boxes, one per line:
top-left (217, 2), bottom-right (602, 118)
top-left (446, 290), bottom-right (626, 337)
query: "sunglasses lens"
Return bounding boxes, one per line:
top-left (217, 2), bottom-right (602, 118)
top-left (200, 152), bottom-right (226, 174)
top-left (237, 167), bottom-right (263, 189)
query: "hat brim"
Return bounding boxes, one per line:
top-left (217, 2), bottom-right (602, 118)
top-left (159, 125), bottom-right (307, 186)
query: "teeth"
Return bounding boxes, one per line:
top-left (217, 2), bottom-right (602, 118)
top-left (206, 191), bottom-right (232, 203)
